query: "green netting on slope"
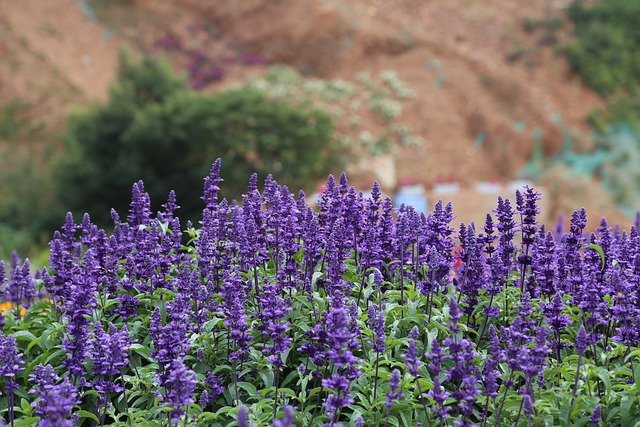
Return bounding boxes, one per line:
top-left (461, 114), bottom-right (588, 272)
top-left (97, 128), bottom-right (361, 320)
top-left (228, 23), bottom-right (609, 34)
top-left (521, 122), bottom-right (640, 216)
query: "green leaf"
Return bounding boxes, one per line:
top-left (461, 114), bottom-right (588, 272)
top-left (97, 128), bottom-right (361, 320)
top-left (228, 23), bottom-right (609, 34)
top-left (621, 394), bottom-right (633, 426)
top-left (594, 366), bottom-right (612, 399)
top-left (78, 410), bottom-right (100, 423)
top-left (585, 243), bottom-right (605, 271)
top-left (13, 417), bottom-right (40, 427)
top-left (12, 330), bottom-right (37, 342)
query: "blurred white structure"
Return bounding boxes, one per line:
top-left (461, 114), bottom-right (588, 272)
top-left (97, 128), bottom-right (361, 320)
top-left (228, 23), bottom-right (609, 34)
top-left (394, 179), bottom-right (428, 214)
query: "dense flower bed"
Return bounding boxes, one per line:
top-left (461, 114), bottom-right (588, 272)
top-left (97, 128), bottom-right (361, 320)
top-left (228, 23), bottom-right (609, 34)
top-left (1, 159), bottom-right (640, 426)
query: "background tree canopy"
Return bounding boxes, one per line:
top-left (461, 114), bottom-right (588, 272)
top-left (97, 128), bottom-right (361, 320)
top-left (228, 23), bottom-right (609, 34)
top-left (55, 55), bottom-right (340, 227)
top-left (565, 0), bottom-right (640, 98)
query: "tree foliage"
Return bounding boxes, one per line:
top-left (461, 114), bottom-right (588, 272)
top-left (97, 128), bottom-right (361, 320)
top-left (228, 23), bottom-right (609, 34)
top-left (565, 0), bottom-right (640, 97)
top-left (55, 54), bottom-right (339, 226)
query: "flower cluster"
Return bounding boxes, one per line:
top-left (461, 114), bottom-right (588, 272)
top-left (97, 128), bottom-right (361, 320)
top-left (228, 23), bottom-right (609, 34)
top-left (2, 159), bottom-right (640, 426)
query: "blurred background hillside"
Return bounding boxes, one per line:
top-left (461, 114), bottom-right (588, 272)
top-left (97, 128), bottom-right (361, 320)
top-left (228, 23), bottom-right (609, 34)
top-left (1, 0), bottom-right (639, 263)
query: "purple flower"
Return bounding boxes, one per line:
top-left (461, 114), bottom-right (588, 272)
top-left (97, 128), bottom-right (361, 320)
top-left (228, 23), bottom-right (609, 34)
top-left (256, 279), bottom-right (292, 368)
top-left (576, 325), bottom-right (588, 356)
top-left (590, 405), bottom-right (602, 426)
top-left (402, 326), bottom-right (421, 377)
top-left (322, 373), bottom-right (354, 421)
top-left (531, 229), bottom-right (557, 297)
top-left (516, 187), bottom-right (540, 247)
top-left (161, 359), bottom-right (197, 423)
top-left (221, 272), bottom-right (253, 363)
top-left (0, 333), bottom-right (23, 393)
top-left (237, 407), bottom-right (255, 427)
top-left (457, 223), bottom-right (486, 317)
top-left (386, 369), bottom-right (405, 408)
top-left (91, 322), bottom-right (130, 394)
top-left (30, 365), bottom-right (58, 390)
top-left (274, 406), bottom-right (295, 427)
top-left (200, 372), bottom-right (224, 407)
top-left (3, 253), bottom-right (37, 311)
top-left (202, 159), bottom-right (223, 210)
top-left (30, 368), bottom-right (79, 427)
top-left (368, 304), bottom-right (386, 353)
top-left (326, 306), bottom-right (360, 374)
top-left (425, 338), bottom-right (445, 376)
top-left (542, 292), bottom-right (571, 360)
top-left (447, 296), bottom-right (461, 334)
top-left (426, 376), bottom-right (450, 422)
top-left (494, 197), bottom-right (517, 274)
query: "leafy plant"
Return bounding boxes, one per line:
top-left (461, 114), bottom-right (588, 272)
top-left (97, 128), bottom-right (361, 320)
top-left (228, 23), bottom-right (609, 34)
top-left (2, 162), bottom-right (640, 426)
top-left (245, 66), bottom-right (423, 157)
top-left (54, 54), bottom-right (339, 227)
top-left (565, 0), bottom-right (640, 97)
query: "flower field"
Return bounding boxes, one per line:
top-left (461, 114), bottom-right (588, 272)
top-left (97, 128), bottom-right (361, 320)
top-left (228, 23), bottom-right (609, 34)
top-left (2, 159), bottom-right (640, 426)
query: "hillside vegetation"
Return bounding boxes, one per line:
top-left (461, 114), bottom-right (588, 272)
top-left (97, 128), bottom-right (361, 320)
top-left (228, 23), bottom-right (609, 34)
top-left (1, 0), bottom-right (639, 260)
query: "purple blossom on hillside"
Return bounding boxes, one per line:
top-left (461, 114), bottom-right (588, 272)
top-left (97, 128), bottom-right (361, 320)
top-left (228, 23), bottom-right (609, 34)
top-left (482, 358), bottom-right (500, 400)
top-left (149, 307), bottom-right (190, 387)
top-left (386, 369), bottom-right (405, 408)
top-left (457, 223), bottom-right (486, 317)
top-left (274, 406), bottom-right (295, 427)
top-left (322, 373), bottom-right (354, 422)
top-left (522, 326), bottom-right (550, 381)
top-left (573, 271), bottom-right (607, 335)
top-left (522, 392), bottom-right (534, 417)
top-left (221, 271), bottom-right (253, 363)
top-left (30, 367), bottom-right (79, 427)
top-left (495, 197), bottom-right (517, 274)
top-left (541, 292), bottom-right (571, 360)
top-left (91, 322), bottom-right (130, 394)
top-left (326, 305), bottom-right (360, 376)
top-left (591, 405), bottom-right (602, 426)
top-left (402, 326), bottom-right (421, 377)
top-left (487, 325), bottom-right (504, 363)
top-left (424, 200), bottom-right (456, 259)
top-left (347, 300), bottom-right (362, 351)
top-left (128, 181), bottom-right (152, 227)
top-left (3, 253), bottom-right (37, 310)
top-left (200, 372), bottom-right (224, 407)
top-left (516, 187), bottom-right (540, 247)
top-left (160, 359), bottom-right (197, 423)
top-left (531, 228), bottom-right (557, 296)
top-left (570, 208), bottom-right (588, 237)
top-left (317, 174), bottom-right (342, 236)
top-left (480, 213), bottom-right (497, 257)
top-left (298, 322), bottom-right (330, 374)
top-left (360, 181), bottom-right (383, 273)
top-left (202, 159), bottom-right (223, 210)
top-left (30, 364), bottom-right (57, 390)
top-left (426, 376), bottom-right (450, 422)
top-left (576, 325), bottom-right (588, 356)
top-left (0, 334), bottom-right (23, 394)
top-left (446, 296), bottom-right (461, 335)
top-left (255, 279), bottom-right (292, 367)
top-left (368, 303), bottom-right (386, 353)
top-left (426, 338), bottom-right (446, 376)
top-left (442, 298), bottom-right (480, 423)
top-left (237, 407), bottom-right (252, 427)
top-left (379, 197), bottom-right (398, 280)
top-left (61, 249), bottom-right (99, 381)
top-left (610, 269), bottom-right (639, 345)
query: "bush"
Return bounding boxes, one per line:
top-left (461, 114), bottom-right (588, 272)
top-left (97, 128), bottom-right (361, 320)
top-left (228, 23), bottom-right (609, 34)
top-left (565, 0), bottom-right (640, 96)
top-left (55, 54), bottom-right (339, 227)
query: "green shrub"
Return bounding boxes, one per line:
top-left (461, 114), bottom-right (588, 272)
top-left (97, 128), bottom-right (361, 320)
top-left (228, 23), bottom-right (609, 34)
top-left (55, 54), bottom-right (339, 226)
top-left (565, 0), bottom-right (640, 96)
